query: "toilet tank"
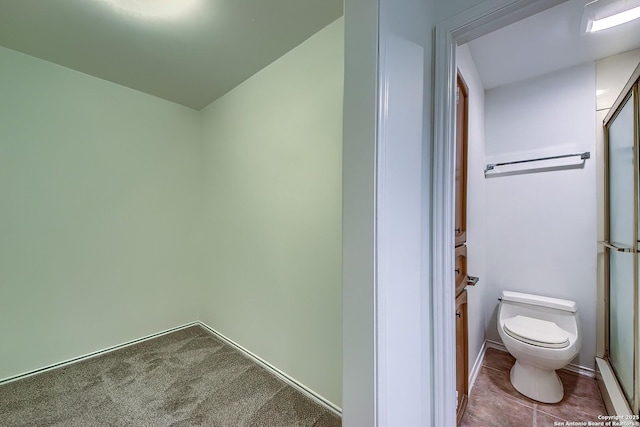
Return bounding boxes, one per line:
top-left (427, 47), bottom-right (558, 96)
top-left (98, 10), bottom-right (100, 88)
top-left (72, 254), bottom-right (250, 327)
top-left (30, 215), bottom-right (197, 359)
top-left (499, 291), bottom-right (579, 336)
top-left (501, 291), bottom-right (577, 312)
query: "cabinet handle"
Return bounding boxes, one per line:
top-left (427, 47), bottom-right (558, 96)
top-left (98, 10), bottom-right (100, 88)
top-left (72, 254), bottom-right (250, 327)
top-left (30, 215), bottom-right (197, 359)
top-left (456, 311), bottom-right (461, 318)
top-left (455, 228), bottom-right (461, 233)
top-left (455, 268), bottom-right (460, 274)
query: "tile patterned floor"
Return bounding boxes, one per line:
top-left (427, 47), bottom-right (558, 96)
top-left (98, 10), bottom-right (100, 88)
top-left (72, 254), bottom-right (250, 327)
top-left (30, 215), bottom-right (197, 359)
top-left (460, 348), bottom-right (607, 427)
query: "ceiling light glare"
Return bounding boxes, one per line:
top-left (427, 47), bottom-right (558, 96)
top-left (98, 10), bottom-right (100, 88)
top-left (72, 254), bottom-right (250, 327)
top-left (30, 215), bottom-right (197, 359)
top-left (590, 5), bottom-right (640, 31)
top-left (582, 0), bottom-right (640, 33)
top-left (100, 0), bottom-right (200, 20)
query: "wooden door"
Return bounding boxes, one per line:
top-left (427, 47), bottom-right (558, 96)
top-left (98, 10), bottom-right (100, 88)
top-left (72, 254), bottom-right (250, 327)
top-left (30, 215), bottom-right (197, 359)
top-left (455, 70), bottom-right (470, 425)
top-left (455, 73), bottom-right (469, 246)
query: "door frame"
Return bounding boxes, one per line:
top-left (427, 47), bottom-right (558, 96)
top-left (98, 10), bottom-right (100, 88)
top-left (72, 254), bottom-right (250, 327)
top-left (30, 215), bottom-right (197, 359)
top-left (602, 63), bottom-right (640, 414)
top-left (431, 0), bottom-right (567, 423)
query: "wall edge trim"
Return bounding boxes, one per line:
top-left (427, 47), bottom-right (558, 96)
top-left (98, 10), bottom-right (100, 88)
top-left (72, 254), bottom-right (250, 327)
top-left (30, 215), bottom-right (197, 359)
top-left (0, 322), bottom-right (200, 385)
top-left (0, 321), bottom-right (342, 418)
top-left (196, 321), bottom-right (342, 416)
top-left (468, 340), bottom-right (488, 395)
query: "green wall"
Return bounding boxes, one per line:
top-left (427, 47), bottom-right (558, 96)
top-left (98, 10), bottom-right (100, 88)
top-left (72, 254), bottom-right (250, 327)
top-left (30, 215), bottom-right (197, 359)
top-left (200, 18), bottom-right (344, 406)
top-left (0, 46), bottom-right (202, 381)
top-left (0, 18), bottom-right (343, 408)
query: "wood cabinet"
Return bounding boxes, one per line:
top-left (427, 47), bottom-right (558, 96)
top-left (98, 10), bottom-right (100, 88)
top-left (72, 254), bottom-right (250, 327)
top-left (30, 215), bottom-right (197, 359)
top-left (455, 73), bottom-right (468, 247)
top-left (455, 71), bottom-right (470, 424)
top-left (456, 290), bottom-right (469, 424)
top-left (455, 244), bottom-right (467, 296)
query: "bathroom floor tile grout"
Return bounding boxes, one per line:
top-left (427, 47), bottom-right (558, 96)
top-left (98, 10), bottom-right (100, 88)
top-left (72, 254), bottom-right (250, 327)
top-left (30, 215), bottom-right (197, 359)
top-left (476, 366), bottom-right (537, 409)
top-left (461, 348), bottom-right (607, 427)
top-left (482, 365), bottom-right (505, 373)
top-left (500, 390), bottom-right (536, 409)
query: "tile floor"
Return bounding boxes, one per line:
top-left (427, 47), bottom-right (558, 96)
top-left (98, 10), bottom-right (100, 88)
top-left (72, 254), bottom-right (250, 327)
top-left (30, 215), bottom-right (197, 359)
top-left (460, 348), bottom-right (607, 427)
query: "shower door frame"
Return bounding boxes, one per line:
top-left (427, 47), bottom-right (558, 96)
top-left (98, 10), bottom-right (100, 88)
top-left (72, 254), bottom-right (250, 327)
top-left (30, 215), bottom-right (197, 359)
top-left (603, 63), bottom-right (640, 415)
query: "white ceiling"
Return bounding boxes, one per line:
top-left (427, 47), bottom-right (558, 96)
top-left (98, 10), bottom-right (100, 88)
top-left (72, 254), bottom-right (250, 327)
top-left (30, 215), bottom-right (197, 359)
top-left (0, 0), bottom-right (343, 110)
top-left (466, 0), bottom-right (640, 90)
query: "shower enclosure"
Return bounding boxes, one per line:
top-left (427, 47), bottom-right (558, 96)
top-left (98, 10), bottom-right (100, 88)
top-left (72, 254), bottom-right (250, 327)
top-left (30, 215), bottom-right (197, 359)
top-left (603, 62), bottom-right (640, 415)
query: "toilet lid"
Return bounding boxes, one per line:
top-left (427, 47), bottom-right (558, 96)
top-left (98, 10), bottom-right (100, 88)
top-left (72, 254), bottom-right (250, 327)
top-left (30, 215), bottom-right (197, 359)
top-left (503, 315), bottom-right (571, 349)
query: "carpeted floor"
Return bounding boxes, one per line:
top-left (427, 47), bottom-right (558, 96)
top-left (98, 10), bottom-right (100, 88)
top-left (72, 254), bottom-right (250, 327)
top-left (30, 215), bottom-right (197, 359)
top-left (0, 325), bottom-right (341, 426)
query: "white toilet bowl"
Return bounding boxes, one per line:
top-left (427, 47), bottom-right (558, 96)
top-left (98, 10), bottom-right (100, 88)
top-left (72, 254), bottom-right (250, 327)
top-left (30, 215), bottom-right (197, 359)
top-left (497, 290), bottom-right (581, 403)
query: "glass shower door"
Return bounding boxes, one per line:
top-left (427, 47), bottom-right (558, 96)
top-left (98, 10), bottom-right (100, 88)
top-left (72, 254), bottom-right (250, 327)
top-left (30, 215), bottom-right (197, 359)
top-left (606, 89), bottom-right (637, 407)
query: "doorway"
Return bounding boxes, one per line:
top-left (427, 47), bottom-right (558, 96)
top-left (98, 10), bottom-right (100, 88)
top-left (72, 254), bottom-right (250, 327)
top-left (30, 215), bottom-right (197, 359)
top-left (434, 0), bottom-right (640, 422)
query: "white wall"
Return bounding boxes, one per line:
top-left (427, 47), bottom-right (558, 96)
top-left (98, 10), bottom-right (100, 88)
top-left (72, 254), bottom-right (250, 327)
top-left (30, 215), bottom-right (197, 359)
top-left (376, 0), bottom-right (433, 423)
top-left (484, 63), bottom-right (597, 369)
top-left (0, 46), bottom-right (202, 381)
top-left (456, 45), bottom-right (487, 375)
top-left (200, 19), bottom-right (343, 407)
top-left (596, 49), bottom-right (640, 111)
top-left (342, 0), bottom-right (436, 423)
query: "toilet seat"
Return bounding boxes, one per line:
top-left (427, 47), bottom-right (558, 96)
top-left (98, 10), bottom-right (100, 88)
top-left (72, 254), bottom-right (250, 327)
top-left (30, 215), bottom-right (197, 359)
top-left (503, 315), bottom-right (570, 349)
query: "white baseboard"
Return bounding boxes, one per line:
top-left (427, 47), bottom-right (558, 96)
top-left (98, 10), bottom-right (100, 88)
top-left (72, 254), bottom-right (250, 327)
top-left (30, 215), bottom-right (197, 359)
top-left (0, 322), bottom-right (200, 385)
top-left (196, 321), bottom-right (342, 417)
top-left (563, 362), bottom-right (597, 378)
top-left (468, 340), bottom-right (487, 394)
top-left (484, 339), bottom-right (596, 378)
top-left (0, 321), bottom-right (342, 418)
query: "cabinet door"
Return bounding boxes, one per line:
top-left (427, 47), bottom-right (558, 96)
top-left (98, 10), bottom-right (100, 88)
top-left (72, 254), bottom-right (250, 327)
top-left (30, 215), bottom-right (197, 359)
top-left (455, 244), bottom-right (467, 295)
top-left (456, 290), bottom-right (468, 424)
top-left (455, 73), bottom-right (468, 246)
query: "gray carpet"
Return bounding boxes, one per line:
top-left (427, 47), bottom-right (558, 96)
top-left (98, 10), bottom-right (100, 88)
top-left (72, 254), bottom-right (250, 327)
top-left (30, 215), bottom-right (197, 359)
top-left (0, 325), bottom-right (341, 427)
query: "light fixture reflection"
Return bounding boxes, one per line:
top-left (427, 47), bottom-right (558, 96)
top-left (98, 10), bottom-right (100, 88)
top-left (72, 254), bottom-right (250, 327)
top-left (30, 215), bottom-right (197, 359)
top-left (582, 0), bottom-right (640, 33)
top-left (99, 0), bottom-right (200, 20)
top-left (590, 5), bottom-right (640, 31)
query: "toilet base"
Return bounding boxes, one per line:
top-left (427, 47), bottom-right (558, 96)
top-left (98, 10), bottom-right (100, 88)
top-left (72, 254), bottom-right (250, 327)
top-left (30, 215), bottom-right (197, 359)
top-left (510, 360), bottom-right (564, 403)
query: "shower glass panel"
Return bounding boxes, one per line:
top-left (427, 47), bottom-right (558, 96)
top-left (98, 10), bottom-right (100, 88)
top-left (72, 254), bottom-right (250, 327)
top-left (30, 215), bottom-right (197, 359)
top-left (607, 93), bottom-right (636, 404)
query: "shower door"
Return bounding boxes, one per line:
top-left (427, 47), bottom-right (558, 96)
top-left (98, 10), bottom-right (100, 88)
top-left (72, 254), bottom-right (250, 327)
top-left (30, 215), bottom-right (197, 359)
top-left (604, 65), bottom-right (640, 413)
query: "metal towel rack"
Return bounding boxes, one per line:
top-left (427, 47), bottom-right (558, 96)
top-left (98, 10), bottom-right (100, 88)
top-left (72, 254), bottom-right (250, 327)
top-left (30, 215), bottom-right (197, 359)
top-left (484, 151), bottom-right (590, 176)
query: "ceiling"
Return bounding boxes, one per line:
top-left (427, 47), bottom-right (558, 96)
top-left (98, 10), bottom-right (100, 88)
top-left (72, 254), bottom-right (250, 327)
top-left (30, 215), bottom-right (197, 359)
top-left (4, 0), bottom-right (638, 109)
top-left (466, 0), bottom-right (640, 90)
top-left (0, 0), bottom-right (343, 110)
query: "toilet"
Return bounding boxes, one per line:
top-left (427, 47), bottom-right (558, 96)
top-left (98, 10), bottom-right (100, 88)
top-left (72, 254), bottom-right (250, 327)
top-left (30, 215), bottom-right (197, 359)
top-left (497, 290), bottom-right (581, 403)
